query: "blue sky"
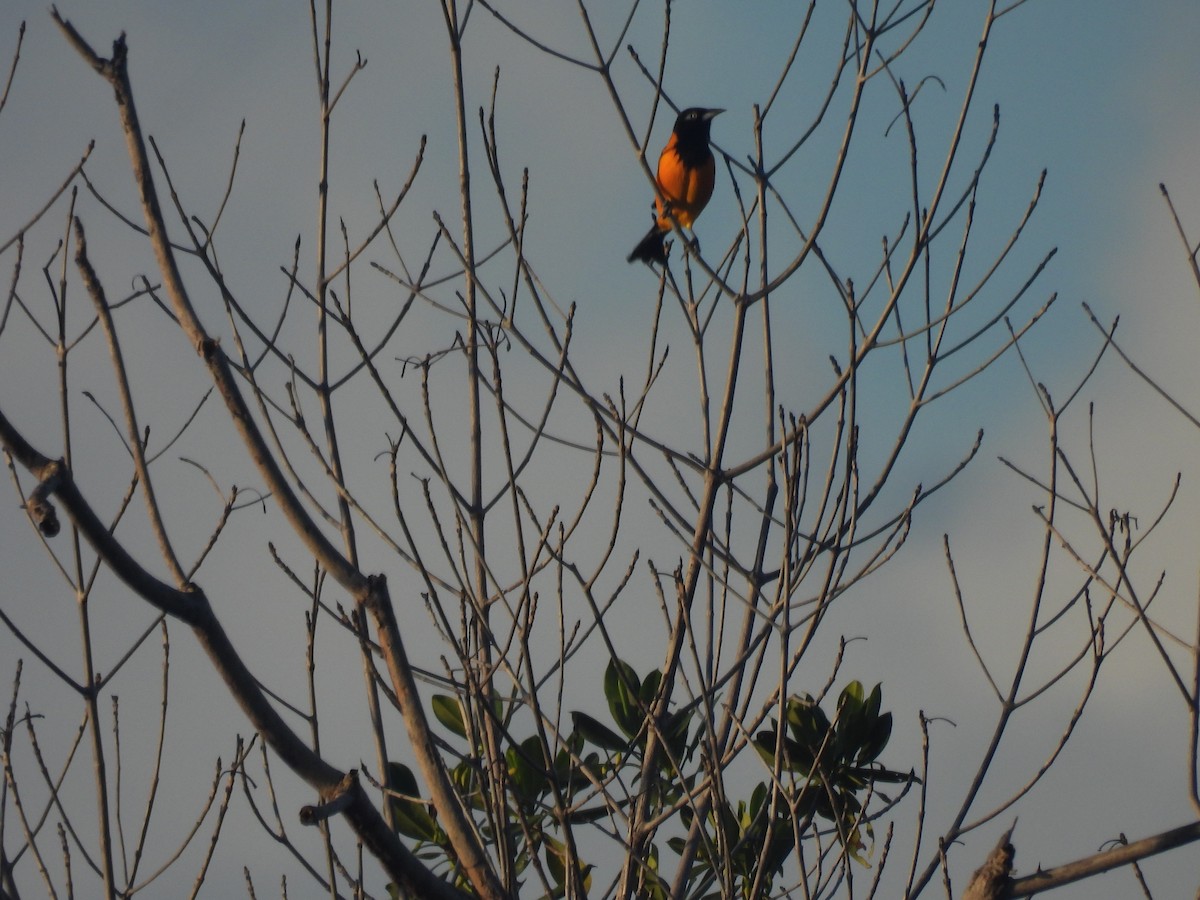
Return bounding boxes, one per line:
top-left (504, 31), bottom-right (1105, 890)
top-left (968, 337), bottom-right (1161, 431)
top-left (2, 2), bottom-right (1199, 897)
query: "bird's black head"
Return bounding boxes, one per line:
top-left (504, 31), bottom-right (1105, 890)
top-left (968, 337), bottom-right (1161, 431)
top-left (672, 107), bottom-right (723, 146)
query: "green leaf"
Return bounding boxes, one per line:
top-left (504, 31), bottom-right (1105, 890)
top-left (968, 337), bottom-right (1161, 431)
top-left (640, 669), bottom-right (663, 704)
top-left (835, 682), bottom-right (889, 765)
top-left (757, 727), bottom-right (816, 775)
top-left (713, 799), bottom-right (739, 846)
top-left (391, 799), bottom-right (440, 843)
top-left (544, 836), bottom-right (592, 894)
top-left (755, 728), bottom-right (802, 771)
top-left (507, 735), bottom-right (550, 803)
top-left (605, 658), bottom-right (644, 738)
top-left (845, 815), bottom-right (875, 866)
top-left (431, 694), bottom-right (467, 739)
top-left (785, 697), bottom-right (831, 753)
top-left (386, 761), bottom-right (419, 796)
top-left (753, 728), bottom-right (780, 765)
top-left (857, 710), bottom-right (893, 764)
top-left (839, 680), bottom-right (865, 712)
top-left (641, 844), bottom-right (670, 900)
top-left (451, 760), bottom-right (486, 810)
top-left (663, 706), bottom-right (693, 760)
top-left (848, 764), bottom-right (914, 784)
top-left (833, 682), bottom-right (870, 761)
top-left (385, 763), bottom-right (440, 842)
top-left (864, 683), bottom-right (883, 722)
top-left (565, 803), bottom-right (616, 824)
top-left (761, 814), bottom-right (798, 879)
top-left (571, 711), bottom-right (629, 754)
top-left (544, 835), bottom-right (567, 886)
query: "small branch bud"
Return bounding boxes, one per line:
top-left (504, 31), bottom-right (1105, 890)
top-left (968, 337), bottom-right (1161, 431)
top-left (24, 460), bottom-right (63, 537)
top-left (299, 770), bottom-right (358, 826)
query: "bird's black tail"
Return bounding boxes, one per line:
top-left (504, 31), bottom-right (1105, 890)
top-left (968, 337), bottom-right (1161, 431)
top-left (627, 225), bottom-right (668, 265)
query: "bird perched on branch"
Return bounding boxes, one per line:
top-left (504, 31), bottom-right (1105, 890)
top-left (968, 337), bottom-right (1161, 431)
top-left (627, 107), bottom-right (723, 265)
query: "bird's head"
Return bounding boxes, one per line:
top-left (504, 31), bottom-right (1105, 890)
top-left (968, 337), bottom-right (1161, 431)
top-left (673, 107), bottom-right (724, 144)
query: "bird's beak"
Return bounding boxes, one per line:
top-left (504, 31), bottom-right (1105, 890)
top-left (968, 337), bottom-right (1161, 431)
top-left (704, 108), bottom-right (725, 121)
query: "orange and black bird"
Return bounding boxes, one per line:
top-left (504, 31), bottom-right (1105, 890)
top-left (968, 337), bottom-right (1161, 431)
top-left (627, 107), bottom-right (723, 265)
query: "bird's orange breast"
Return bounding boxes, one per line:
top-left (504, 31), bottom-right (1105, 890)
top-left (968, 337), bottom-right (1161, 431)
top-left (653, 133), bottom-right (716, 230)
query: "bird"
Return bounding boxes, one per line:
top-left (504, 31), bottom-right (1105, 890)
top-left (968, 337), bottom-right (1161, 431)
top-left (627, 107), bottom-right (723, 265)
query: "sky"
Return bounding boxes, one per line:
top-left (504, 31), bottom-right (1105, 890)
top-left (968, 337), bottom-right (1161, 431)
top-left (1, 2), bottom-right (1199, 898)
